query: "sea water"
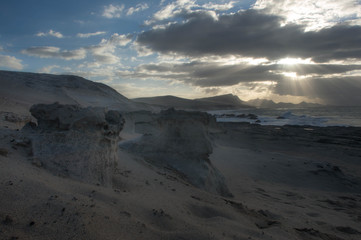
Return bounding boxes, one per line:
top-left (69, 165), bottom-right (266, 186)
top-left (209, 106), bottom-right (361, 127)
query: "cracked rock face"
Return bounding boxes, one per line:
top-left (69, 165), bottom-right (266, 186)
top-left (25, 103), bottom-right (124, 186)
top-left (125, 108), bottom-right (232, 197)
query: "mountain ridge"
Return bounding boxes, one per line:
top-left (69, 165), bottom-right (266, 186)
top-left (133, 94), bottom-right (324, 110)
top-left (246, 98), bottom-right (324, 108)
top-left (133, 94), bottom-right (252, 110)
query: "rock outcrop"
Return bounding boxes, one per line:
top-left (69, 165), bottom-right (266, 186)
top-left (124, 108), bottom-right (232, 197)
top-left (24, 103), bottom-right (124, 186)
top-left (0, 111), bottom-right (32, 129)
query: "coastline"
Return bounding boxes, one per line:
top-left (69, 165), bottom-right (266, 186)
top-left (210, 106), bottom-right (361, 127)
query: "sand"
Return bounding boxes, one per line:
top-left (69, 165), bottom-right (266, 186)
top-left (2, 120), bottom-right (361, 239)
top-left (1, 71), bottom-right (361, 240)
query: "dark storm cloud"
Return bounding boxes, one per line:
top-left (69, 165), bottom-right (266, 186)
top-left (137, 10), bottom-right (361, 62)
top-left (135, 62), bottom-right (278, 86)
top-left (132, 61), bottom-right (361, 87)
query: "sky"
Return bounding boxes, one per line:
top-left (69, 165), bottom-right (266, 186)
top-left (1, 0), bottom-right (361, 105)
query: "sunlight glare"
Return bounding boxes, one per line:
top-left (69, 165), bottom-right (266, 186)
top-left (277, 58), bottom-right (313, 65)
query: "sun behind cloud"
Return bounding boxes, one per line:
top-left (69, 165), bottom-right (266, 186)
top-left (277, 58), bottom-right (314, 65)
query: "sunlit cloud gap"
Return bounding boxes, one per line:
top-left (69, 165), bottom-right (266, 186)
top-left (276, 58), bottom-right (314, 65)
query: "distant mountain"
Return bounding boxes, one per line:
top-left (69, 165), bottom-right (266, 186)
top-left (246, 98), bottom-right (323, 108)
top-left (133, 94), bottom-right (252, 110)
top-left (0, 70), bottom-right (149, 115)
top-left (133, 95), bottom-right (194, 109)
top-left (195, 94), bottom-right (248, 107)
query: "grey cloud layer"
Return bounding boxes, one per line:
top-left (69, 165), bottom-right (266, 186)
top-left (137, 10), bottom-right (361, 62)
top-left (21, 47), bottom-right (86, 60)
top-left (21, 34), bottom-right (132, 63)
top-left (131, 62), bottom-right (361, 87)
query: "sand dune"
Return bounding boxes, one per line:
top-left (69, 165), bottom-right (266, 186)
top-left (1, 71), bottom-right (361, 240)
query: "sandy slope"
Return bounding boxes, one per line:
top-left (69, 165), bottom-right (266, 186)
top-left (1, 121), bottom-right (361, 240)
top-left (0, 128), bottom-right (282, 240)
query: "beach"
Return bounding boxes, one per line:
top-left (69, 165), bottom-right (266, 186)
top-left (1, 117), bottom-right (361, 239)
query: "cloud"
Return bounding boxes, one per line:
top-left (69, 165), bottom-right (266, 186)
top-left (0, 54), bottom-right (24, 70)
top-left (145, 0), bottom-right (221, 25)
top-left (151, 2), bottom-right (182, 22)
top-left (120, 60), bottom-right (361, 87)
top-left (132, 41), bottom-right (154, 57)
top-left (109, 82), bottom-right (173, 99)
top-left (202, 1), bottom-right (235, 11)
top-left (102, 4), bottom-right (125, 18)
top-left (88, 46), bottom-right (120, 64)
top-left (144, 0), bottom-right (237, 26)
top-left (21, 46), bottom-right (86, 60)
top-left (253, 0), bottom-right (361, 31)
top-left (105, 33), bottom-right (133, 46)
top-left (87, 34), bottom-right (132, 64)
top-left (38, 65), bottom-right (61, 73)
top-left (77, 31), bottom-right (106, 38)
top-left (126, 3), bottom-right (149, 16)
top-left (135, 62), bottom-right (276, 86)
top-left (21, 33), bottom-right (131, 64)
top-left (36, 29), bottom-right (64, 38)
top-left (103, 3), bottom-right (149, 18)
top-left (137, 10), bottom-right (361, 62)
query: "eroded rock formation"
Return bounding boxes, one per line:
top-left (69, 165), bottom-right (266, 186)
top-left (125, 108), bottom-right (232, 197)
top-left (24, 103), bottom-right (124, 186)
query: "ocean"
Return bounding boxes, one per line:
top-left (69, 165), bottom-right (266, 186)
top-left (208, 106), bottom-right (361, 127)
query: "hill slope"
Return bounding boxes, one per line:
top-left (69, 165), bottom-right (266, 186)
top-left (133, 94), bottom-right (251, 110)
top-left (133, 95), bottom-right (194, 109)
top-left (246, 98), bottom-right (323, 108)
top-left (0, 70), bottom-right (146, 115)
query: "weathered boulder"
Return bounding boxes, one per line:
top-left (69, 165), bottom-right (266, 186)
top-left (24, 103), bottom-right (124, 186)
top-left (124, 108), bottom-right (232, 197)
top-left (0, 111), bottom-right (32, 129)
